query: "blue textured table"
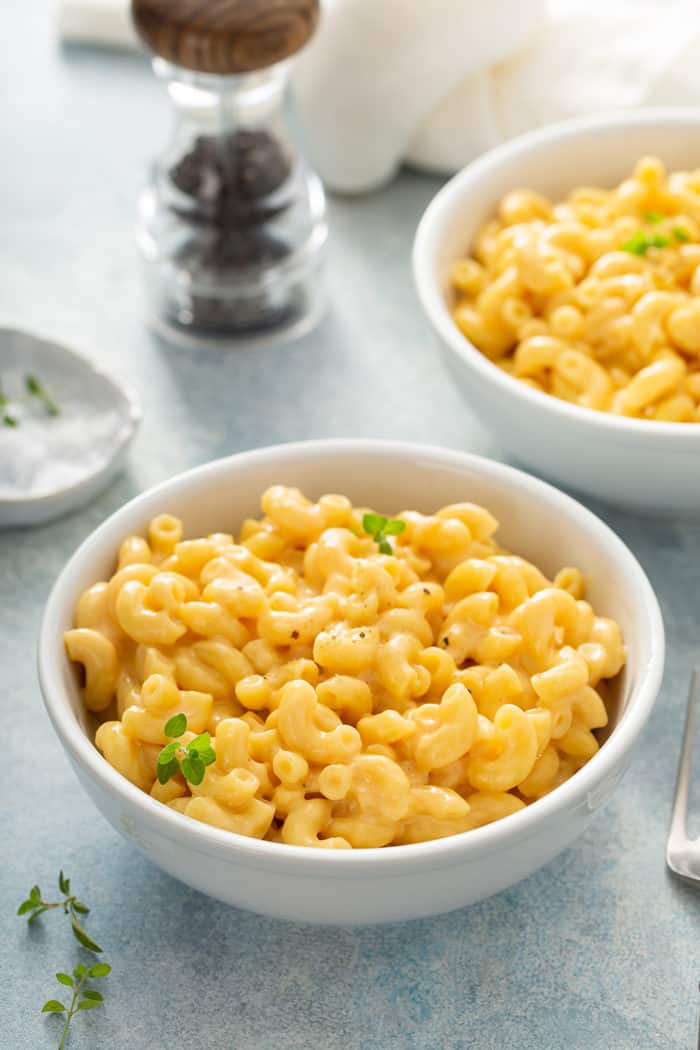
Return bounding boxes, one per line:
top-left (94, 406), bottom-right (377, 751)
top-left (2, 5), bottom-right (700, 1048)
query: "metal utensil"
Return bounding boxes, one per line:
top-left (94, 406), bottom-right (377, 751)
top-left (667, 671), bottom-right (700, 882)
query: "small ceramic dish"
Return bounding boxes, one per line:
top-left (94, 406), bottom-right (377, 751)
top-left (38, 440), bottom-right (664, 924)
top-left (413, 108), bottom-right (700, 515)
top-left (0, 328), bottom-right (141, 528)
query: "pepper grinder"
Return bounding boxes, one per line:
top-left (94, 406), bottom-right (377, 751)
top-left (131, 0), bottom-right (326, 348)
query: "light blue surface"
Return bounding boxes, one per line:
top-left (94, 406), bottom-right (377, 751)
top-left (2, 4), bottom-right (700, 1048)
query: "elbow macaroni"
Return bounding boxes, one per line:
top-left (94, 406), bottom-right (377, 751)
top-left (451, 157), bottom-right (700, 421)
top-left (66, 486), bottom-right (625, 848)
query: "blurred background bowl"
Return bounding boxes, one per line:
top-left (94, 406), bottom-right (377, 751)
top-left (38, 440), bottom-right (664, 923)
top-left (413, 108), bottom-right (700, 515)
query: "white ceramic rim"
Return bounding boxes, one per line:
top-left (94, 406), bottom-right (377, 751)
top-left (0, 327), bottom-right (142, 507)
top-left (413, 107), bottom-right (700, 446)
top-left (38, 439), bottom-right (665, 873)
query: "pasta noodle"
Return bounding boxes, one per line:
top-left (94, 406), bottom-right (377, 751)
top-left (65, 487), bottom-right (625, 848)
top-left (451, 157), bottom-right (700, 421)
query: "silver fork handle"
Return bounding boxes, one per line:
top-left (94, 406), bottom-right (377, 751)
top-left (666, 670), bottom-right (700, 880)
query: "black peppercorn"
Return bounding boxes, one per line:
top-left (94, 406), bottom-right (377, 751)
top-left (164, 129), bottom-right (301, 332)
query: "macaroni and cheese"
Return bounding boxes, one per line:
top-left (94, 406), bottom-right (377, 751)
top-left (65, 487), bottom-right (625, 848)
top-left (451, 157), bottom-right (700, 421)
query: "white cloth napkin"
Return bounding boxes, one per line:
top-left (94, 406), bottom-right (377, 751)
top-left (58, 0), bottom-right (136, 49)
top-left (58, 0), bottom-right (700, 194)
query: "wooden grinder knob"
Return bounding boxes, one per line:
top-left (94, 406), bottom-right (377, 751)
top-left (132, 0), bottom-right (320, 76)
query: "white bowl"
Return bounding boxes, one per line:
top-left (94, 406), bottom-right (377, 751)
top-left (413, 108), bottom-right (700, 515)
top-left (38, 440), bottom-right (664, 924)
top-left (0, 328), bottom-right (141, 528)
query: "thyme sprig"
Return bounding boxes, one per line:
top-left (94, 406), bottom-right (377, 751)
top-left (18, 871), bottom-right (102, 953)
top-left (362, 512), bottom-right (406, 555)
top-left (157, 713), bottom-right (216, 786)
top-left (26, 373), bottom-right (60, 416)
top-left (0, 372), bottom-right (61, 426)
top-left (42, 961), bottom-right (111, 1050)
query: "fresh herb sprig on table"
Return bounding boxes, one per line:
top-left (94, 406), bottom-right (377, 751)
top-left (43, 962), bottom-right (111, 1050)
top-left (18, 870), bottom-right (103, 952)
top-left (362, 512), bottom-right (406, 555)
top-left (157, 712), bottom-right (216, 786)
top-left (19, 870), bottom-right (111, 1047)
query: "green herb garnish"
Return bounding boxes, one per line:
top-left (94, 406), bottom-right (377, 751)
top-left (157, 713), bottom-right (216, 786)
top-left (362, 512), bottom-right (406, 555)
top-left (17, 871), bottom-right (102, 953)
top-left (644, 211), bottom-right (664, 224)
top-left (0, 382), bottom-right (15, 426)
top-left (1, 372), bottom-right (61, 426)
top-left (25, 373), bottom-right (60, 416)
top-left (673, 226), bottom-right (691, 243)
top-left (42, 961), bottom-right (111, 1049)
top-left (621, 230), bottom-right (670, 255)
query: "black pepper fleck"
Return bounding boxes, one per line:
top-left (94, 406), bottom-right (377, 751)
top-left (291, 630), bottom-right (299, 640)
